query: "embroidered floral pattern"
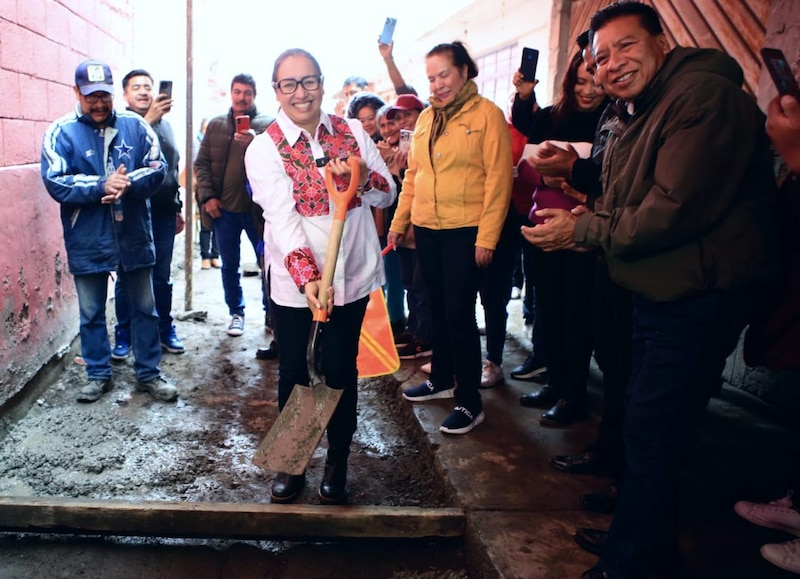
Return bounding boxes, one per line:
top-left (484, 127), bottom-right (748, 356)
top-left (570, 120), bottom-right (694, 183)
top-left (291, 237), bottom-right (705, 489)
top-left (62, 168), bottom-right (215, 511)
top-left (285, 247), bottom-right (320, 290)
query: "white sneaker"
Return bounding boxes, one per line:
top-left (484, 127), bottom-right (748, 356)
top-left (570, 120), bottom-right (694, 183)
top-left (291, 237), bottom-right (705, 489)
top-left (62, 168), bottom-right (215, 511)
top-left (761, 538), bottom-right (800, 574)
top-left (420, 362), bottom-right (431, 374)
top-left (227, 314), bottom-right (245, 337)
top-left (734, 491), bottom-right (800, 536)
top-left (510, 286), bottom-right (522, 300)
top-left (479, 359), bottom-right (504, 389)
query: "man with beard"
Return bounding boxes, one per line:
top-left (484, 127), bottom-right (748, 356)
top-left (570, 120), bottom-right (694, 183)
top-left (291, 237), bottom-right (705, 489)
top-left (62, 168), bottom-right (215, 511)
top-left (195, 74), bottom-right (273, 338)
top-left (41, 59), bottom-right (178, 403)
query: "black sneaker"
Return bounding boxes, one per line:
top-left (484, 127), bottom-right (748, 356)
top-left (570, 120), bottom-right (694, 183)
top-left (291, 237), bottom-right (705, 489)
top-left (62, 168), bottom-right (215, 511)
top-left (397, 339), bottom-right (432, 359)
top-left (440, 406), bottom-right (485, 434)
top-left (510, 353), bottom-right (547, 381)
top-left (402, 380), bottom-right (455, 402)
top-left (77, 378), bottom-right (112, 403)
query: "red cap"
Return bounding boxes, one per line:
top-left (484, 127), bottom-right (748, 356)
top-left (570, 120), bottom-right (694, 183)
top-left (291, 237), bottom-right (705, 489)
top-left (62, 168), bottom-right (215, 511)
top-left (386, 94), bottom-right (425, 119)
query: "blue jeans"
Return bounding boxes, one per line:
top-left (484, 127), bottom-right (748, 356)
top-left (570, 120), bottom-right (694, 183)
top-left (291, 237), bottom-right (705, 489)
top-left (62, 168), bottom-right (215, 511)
top-left (599, 290), bottom-right (751, 578)
top-left (199, 224), bottom-right (219, 259)
top-left (383, 248), bottom-right (405, 325)
top-left (115, 210), bottom-right (177, 339)
top-left (398, 247), bottom-right (432, 344)
top-left (75, 269), bottom-right (161, 382)
top-left (213, 209), bottom-right (266, 317)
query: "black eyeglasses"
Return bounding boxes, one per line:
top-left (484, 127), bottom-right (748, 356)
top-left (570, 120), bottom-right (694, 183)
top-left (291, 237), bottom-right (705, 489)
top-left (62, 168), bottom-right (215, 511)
top-left (84, 93), bottom-right (113, 104)
top-left (272, 75), bottom-right (323, 95)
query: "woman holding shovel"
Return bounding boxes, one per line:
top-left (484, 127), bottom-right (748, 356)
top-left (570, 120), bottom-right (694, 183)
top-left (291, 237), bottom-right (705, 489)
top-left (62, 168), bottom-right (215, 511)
top-left (245, 48), bottom-right (396, 505)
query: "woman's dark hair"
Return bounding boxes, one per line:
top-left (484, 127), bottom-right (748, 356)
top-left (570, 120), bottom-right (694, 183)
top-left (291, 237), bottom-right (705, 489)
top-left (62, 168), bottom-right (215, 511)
top-left (347, 92), bottom-right (386, 119)
top-left (426, 41), bottom-right (479, 79)
top-left (271, 48), bottom-right (322, 83)
top-left (552, 50), bottom-right (587, 121)
top-left (590, 1), bottom-right (663, 37)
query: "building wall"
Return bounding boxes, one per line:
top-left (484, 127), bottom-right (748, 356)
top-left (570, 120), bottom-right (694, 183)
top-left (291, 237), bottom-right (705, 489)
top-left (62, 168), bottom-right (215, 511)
top-left (0, 0), bottom-right (133, 404)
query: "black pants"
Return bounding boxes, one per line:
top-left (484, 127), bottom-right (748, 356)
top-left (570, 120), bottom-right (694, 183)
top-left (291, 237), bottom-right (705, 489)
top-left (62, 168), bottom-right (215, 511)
top-left (529, 246), bottom-right (595, 406)
top-left (415, 225), bottom-right (483, 414)
top-left (272, 296), bottom-right (369, 453)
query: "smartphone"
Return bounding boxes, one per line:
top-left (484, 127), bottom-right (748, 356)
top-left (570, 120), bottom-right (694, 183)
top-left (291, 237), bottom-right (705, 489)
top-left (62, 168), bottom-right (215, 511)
top-left (235, 115), bottom-right (250, 133)
top-left (520, 47), bottom-right (539, 82)
top-left (399, 129), bottom-right (412, 153)
top-left (761, 48), bottom-right (800, 100)
top-left (380, 17), bottom-right (397, 45)
top-left (158, 80), bottom-right (173, 100)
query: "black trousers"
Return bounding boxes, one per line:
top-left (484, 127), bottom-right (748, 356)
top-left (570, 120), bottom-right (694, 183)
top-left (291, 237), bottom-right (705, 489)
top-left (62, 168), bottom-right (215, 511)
top-left (272, 296), bottom-right (369, 454)
top-left (415, 225), bottom-right (483, 414)
top-left (529, 246), bottom-right (596, 406)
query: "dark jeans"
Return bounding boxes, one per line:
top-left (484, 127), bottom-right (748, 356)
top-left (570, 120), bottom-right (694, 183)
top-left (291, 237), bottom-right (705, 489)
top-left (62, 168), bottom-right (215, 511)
top-left (383, 243), bottom-right (405, 325)
top-left (116, 210), bottom-right (177, 339)
top-left (521, 241), bottom-right (546, 361)
top-left (415, 226), bottom-right (482, 413)
top-left (592, 257), bottom-right (632, 474)
top-left (272, 296), bottom-right (368, 453)
top-left (529, 246), bottom-right (595, 405)
top-left (199, 224), bottom-right (218, 259)
top-left (600, 290), bottom-right (752, 578)
top-left (213, 209), bottom-right (266, 317)
top-left (397, 247), bottom-right (432, 343)
top-left (479, 211), bottom-right (520, 365)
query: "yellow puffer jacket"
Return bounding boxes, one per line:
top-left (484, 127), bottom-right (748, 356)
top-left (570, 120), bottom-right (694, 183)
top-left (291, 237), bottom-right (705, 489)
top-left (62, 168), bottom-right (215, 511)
top-left (390, 93), bottom-right (513, 250)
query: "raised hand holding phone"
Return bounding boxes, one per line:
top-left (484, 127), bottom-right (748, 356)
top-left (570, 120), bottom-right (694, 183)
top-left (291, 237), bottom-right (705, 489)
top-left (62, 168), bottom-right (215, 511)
top-left (761, 48), bottom-right (800, 100)
top-left (379, 17), bottom-right (397, 46)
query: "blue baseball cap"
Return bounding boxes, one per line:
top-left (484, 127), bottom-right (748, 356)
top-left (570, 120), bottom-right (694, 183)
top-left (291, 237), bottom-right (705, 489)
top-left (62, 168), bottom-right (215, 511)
top-left (75, 60), bottom-right (114, 95)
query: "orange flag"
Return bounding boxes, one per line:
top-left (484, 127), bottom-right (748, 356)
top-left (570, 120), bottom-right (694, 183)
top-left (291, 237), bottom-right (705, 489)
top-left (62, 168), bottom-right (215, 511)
top-left (357, 287), bottom-right (400, 378)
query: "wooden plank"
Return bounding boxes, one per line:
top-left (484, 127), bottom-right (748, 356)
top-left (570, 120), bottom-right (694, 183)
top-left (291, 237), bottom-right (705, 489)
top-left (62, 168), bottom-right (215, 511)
top-left (0, 496), bottom-right (465, 540)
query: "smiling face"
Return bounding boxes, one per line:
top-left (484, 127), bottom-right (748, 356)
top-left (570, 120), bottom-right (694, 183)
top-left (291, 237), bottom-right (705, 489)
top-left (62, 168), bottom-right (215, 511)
top-left (573, 64), bottom-right (605, 112)
top-left (592, 14), bottom-right (669, 101)
top-left (123, 74), bottom-right (154, 116)
top-left (356, 105), bottom-right (379, 139)
top-left (74, 87), bottom-right (113, 127)
top-left (378, 114), bottom-right (399, 145)
top-left (393, 109), bottom-right (421, 131)
top-left (426, 53), bottom-right (468, 106)
top-left (274, 54), bottom-right (324, 134)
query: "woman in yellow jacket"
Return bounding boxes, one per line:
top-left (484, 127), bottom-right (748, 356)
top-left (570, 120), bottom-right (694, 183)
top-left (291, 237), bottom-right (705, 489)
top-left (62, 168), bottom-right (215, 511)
top-left (388, 41), bottom-right (513, 434)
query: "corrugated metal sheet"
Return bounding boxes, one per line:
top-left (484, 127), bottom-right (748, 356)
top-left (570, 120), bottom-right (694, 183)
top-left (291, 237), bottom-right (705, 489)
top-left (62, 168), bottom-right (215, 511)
top-left (569, 0), bottom-right (769, 95)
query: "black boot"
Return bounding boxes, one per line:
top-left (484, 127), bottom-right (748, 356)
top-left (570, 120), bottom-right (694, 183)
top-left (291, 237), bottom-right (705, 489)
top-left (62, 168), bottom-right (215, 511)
top-left (319, 450), bottom-right (348, 505)
top-left (270, 472), bottom-right (305, 504)
top-left (519, 384), bottom-right (558, 408)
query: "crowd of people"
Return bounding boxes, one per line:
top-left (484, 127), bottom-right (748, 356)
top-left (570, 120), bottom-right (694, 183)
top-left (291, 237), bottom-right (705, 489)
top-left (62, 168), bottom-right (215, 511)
top-left (39, 0), bottom-right (800, 576)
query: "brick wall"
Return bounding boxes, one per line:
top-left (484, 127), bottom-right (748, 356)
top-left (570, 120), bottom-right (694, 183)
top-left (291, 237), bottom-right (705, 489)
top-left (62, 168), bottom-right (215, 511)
top-left (0, 0), bottom-right (133, 405)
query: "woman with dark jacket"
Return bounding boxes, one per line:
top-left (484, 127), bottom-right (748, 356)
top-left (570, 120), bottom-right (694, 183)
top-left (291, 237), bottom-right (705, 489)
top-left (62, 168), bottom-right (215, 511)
top-left (512, 50), bottom-right (608, 427)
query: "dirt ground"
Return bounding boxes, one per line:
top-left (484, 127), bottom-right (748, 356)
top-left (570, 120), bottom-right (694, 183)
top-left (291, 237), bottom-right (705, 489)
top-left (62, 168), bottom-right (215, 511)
top-left (0, 231), bottom-right (469, 578)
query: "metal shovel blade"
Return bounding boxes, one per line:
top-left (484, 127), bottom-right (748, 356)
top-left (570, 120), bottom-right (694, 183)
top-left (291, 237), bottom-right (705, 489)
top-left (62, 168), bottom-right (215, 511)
top-left (253, 382), bottom-right (343, 475)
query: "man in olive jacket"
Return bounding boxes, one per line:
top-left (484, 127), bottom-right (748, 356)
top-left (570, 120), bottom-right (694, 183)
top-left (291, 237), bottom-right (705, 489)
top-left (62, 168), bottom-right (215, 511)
top-left (195, 73), bottom-right (273, 337)
top-left (523, 3), bottom-right (778, 578)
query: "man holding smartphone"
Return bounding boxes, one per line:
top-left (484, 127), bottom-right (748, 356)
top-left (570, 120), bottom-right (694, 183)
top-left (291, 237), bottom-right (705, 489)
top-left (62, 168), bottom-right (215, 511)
top-left (195, 74), bottom-right (273, 338)
top-left (111, 70), bottom-right (186, 360)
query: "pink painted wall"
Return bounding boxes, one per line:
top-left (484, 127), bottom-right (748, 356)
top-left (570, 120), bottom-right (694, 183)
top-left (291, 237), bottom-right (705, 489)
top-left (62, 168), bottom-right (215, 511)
top-left (0, 0), bottom-right (133, 404)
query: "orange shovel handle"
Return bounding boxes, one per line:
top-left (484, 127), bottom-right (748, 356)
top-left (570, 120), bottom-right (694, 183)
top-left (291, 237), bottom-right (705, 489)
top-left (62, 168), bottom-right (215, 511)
top-left (313, 157), bottom-right (362, 322)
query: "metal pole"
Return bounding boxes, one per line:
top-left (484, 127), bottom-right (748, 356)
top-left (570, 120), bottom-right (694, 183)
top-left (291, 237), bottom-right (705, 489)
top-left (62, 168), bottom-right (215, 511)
top-left (183, 0), bottom-right (194, 311)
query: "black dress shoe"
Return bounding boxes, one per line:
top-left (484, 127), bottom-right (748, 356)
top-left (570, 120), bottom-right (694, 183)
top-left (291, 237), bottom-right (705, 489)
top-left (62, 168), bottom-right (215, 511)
top-left (574, 526), bottom-right (607, 556)
top-left (519, 385), bottom-right (558, 408)
top-left (539, 399), bottom-right (587, 427)
top-left (256, 341), bottom-right (279, 360)
top-left (580, 484), bottom-right (619, 513)
top-left (319, 460), bottom-right (348, 505)
top-left (510, 354), bottom-right (548, 382)
top-left (551, 450), bottom-right (607, 475)
top-left (270, 472), bottom-right (305, 504)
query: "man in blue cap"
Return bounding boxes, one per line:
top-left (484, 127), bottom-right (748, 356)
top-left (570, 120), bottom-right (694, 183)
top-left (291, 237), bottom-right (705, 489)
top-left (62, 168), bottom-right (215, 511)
top-left (41, 59), bottom-right (179, 403)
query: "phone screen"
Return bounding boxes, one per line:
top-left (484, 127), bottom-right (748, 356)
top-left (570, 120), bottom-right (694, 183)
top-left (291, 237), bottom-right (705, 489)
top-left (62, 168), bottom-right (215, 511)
top-left (158, 80), bottom-right (173, 99)
top-left (761, 48), bottom-right (800, 100)
top-left (520, 48), bottom-right (539, 82)
top-left (380, 17), bottom-right (397, 45)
